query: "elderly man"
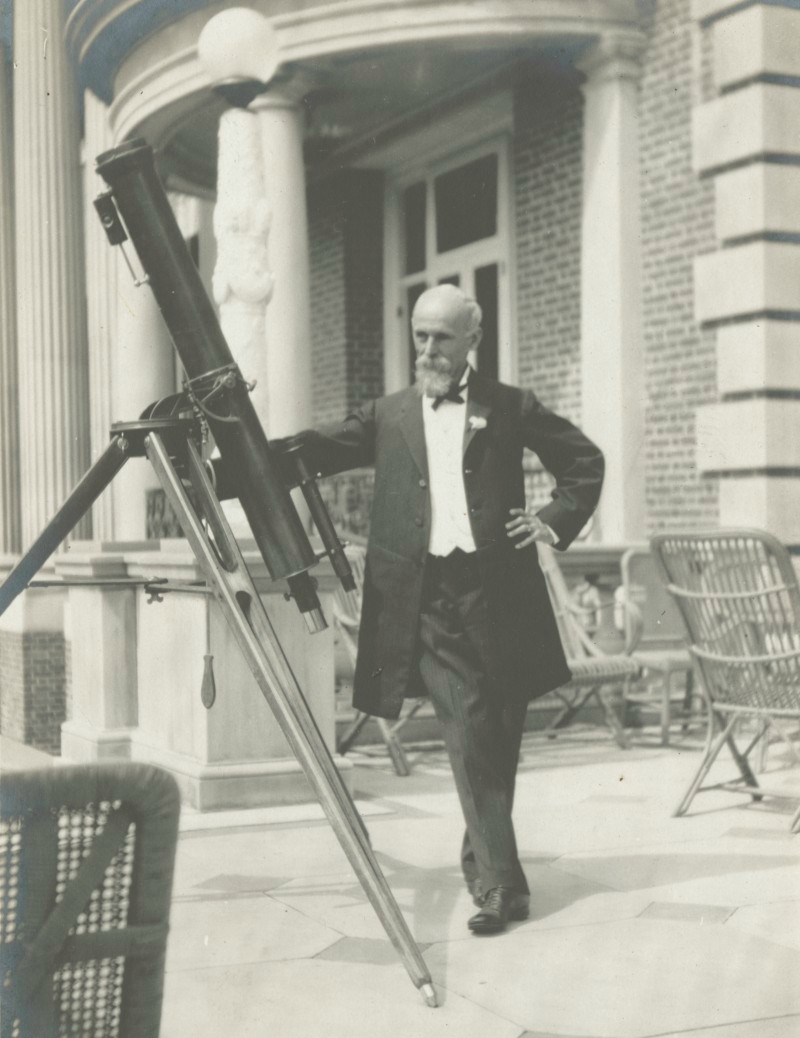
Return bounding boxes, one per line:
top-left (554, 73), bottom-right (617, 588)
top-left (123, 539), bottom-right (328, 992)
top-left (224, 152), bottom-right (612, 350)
top-left (278, 284), bottom-right (604, 933)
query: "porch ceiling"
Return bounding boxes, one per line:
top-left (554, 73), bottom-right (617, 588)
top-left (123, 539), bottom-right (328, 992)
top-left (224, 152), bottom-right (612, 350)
top-left (161, 35), bottom-right (585, 191)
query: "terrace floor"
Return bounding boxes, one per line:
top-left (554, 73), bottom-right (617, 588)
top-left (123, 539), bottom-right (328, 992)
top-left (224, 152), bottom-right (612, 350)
top-left (3, 723), bottom-right (800, 1037)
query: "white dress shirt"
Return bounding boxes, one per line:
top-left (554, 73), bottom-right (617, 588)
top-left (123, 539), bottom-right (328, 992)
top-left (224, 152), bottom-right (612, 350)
top-left (422, 378), bottom-right (477, 557)
top-left (421, 371), bottom-right (557, 555)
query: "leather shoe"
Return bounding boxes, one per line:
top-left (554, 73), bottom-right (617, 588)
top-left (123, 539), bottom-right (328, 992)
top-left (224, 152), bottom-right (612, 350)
top-left (468, 886), bottom-right (529, 934)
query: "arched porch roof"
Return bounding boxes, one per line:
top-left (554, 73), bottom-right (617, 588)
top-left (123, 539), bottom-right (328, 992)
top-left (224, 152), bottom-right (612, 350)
top-left (66, 0), bottom-right (642, 190)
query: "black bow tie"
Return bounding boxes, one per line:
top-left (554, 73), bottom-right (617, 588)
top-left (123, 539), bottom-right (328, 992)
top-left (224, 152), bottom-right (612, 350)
top-left (431, 383), bottom-right (467, 410)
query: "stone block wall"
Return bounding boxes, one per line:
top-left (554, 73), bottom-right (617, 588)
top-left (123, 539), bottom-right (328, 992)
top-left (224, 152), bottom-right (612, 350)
top-left (691, 0), bottom-right (800, 548)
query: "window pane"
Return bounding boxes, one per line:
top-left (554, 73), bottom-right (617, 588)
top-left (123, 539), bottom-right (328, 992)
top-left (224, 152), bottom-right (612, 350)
top-left (474, 264), bottom-right (498, 380)
top-left (437, 274), bottom-right (460, 287)
top-left (403, 182), bottom-right (426, 275)
top-left (406, 282), bottom-right (428, 380)
top-left (434, 154), bottom-right (497, 253)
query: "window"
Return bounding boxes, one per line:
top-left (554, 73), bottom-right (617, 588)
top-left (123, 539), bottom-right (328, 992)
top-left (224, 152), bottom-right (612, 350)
top-left (387, 139), bottom-right (511, 391)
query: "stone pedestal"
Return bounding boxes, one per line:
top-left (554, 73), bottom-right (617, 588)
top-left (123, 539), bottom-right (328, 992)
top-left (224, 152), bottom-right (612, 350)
top-left (59, 542), bottom-right (350, 810)
top-left (59, 546), bottom-right (144, 761)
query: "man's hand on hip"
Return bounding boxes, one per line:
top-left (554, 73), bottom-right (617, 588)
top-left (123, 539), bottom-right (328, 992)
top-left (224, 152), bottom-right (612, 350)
top-left (505, 508), bottom-right (557, 549)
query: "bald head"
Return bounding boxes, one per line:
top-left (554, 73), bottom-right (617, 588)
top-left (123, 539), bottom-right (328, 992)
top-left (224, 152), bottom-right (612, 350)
top-left (411, 284), bottom-right (483, 397)
top-left (412, 285), bottom-right (483, 337)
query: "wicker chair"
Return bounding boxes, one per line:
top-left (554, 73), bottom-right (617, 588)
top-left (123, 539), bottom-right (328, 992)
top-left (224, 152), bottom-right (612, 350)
top-left (619, 546), bottom-right (698, 746)
top-left (0, 762), bottom-right (181, 1037)
top-left (537, 544), bottom-right (642, 748)
top-left (651, 529), bottom-right (800, 832)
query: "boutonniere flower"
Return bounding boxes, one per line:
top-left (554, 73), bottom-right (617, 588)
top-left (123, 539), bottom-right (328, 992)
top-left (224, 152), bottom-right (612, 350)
top-left (468, 416), bottom-right (487, 431)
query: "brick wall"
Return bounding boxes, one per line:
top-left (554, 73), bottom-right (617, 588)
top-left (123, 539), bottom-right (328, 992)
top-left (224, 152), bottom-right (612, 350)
top-left (0, 630), bottom-right (25, 742)
top-left (308, 170), bottom-right (384, 537)
top-left (308, 169), bottom-right (385, 424)
top-left (639, 0), bottom-right (719, 533)
top-left (0, 629), bottom-right (65, 754)
top-left (343, 170), bottom-right (385, 408)
top-left (309, 175), bottom-right (349, 424)
top-left (513, 70), bottom-right (584, 427)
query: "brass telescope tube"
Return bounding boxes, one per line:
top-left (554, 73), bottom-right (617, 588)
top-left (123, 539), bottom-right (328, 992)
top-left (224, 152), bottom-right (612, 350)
top-left (95, 139), bottom-right (325, 631)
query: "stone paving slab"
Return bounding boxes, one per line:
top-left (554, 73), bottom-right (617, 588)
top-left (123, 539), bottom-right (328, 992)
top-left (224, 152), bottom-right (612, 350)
top-left (155, 729), bottom-right (800, 1036)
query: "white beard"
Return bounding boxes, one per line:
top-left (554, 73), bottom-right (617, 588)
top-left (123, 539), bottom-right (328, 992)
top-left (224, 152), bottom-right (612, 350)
top-left (414, 357), bottom-right (453, 398)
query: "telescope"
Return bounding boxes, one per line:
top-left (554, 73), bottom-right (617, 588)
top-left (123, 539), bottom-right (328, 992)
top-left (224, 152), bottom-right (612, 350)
top-left (0, 139), bottom-right (435, 1005)
top-left (93, 138), bottom-right (352, 631)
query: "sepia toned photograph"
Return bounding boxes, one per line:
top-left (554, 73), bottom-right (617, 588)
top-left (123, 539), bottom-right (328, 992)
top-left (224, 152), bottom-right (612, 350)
top-left (1, 1), bottom-right (799, 1035)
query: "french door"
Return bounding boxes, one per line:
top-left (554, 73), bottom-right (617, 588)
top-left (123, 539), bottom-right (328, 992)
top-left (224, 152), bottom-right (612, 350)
top-left (385, 137), bottom-right (512, 391)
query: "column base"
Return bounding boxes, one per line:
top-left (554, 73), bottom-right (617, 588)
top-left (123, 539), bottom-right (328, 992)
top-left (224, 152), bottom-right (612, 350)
top-left (60, 719), bottom-right (134, 762)
top-left (128, 732), bottom-right (354, 811)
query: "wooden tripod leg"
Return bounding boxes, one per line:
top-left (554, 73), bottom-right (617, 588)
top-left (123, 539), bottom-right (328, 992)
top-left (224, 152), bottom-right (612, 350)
top-left (0, 437), bottom-right (129, 617)
top-left (147, 435), bottom-right (436, 1007)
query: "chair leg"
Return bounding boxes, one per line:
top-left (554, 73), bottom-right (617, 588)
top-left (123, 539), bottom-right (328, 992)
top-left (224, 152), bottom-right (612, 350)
top-left (725, 728), bottom-right (763, 799)
top-left (544, 688), bottom-right (595, 738)
top-left (680, 668), bottom-right (696, 735)
top-left (659, 670), bottom-right (673, 747)
top-left (337, 711), bottom-right (371, 755)
top-left (595, 687), bottom-right (629, 749)
top-left (674, 713), bottom-right (737, 818)
top-left (389, 697), bottom-right (426, 737)
top-left (377, 718), bottom-right (411, 777)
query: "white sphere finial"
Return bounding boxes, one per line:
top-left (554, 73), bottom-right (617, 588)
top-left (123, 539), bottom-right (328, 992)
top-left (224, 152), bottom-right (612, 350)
top-left (198, 7), bottom-right (281, 86)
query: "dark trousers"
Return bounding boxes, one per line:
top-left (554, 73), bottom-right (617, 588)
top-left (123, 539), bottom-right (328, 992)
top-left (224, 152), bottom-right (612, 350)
top-left (419, 549), bottom-right (529, 895)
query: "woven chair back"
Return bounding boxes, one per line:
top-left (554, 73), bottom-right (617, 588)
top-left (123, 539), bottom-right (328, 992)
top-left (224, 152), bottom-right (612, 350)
top-left (0, 762), bottom-right (180, 1038)
top-left (651, 529), bottom-right (800, 716)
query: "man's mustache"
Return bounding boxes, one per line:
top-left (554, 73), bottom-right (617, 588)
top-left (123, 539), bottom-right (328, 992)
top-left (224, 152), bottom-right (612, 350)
top-left (416, 356), bottom-right (452, 373)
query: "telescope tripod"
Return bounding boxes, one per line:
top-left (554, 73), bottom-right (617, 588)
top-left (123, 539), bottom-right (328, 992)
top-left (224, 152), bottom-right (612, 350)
top-left (0, 414), bottom-right (436, 1007)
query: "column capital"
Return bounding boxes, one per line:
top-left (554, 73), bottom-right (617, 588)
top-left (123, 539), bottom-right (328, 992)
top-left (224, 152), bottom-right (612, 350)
top-left (578, 30), bottom-right (647, 85)
top-left (248, 70), bottom-right (317, 113)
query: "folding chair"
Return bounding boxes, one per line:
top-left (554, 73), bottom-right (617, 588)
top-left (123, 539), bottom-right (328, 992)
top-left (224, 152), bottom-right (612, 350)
top-left (538, 544), bottom-right (642, 748)
top-left (0, 762), bottom-right (181, 1036)
top-left (652, 529), bottom-right (800, 832)
top-left (332, 546), bottom-right (426, 776)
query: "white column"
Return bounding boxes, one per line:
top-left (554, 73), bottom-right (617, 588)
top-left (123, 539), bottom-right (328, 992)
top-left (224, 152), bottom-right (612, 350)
top-left (82, 92), bottom-right (118, 541)
top-left (198, 9), bottom-right (313, 440)
top-left (251, 88), bottom-right (314, 438)
top-left (0, 42), bottom-right (20, 554)
top-left (13, 0), bottom-right (91, 545)
top-left (212, 107), bottom-right (275, 429)
top-left (579, 32), bottom-right (646, 543)
top-left (109, 267), bottom-right (176, 541)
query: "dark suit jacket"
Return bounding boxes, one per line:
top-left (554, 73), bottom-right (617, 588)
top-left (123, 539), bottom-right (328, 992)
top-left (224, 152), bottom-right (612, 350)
top-left (291, 371), bottom-right (605, 720)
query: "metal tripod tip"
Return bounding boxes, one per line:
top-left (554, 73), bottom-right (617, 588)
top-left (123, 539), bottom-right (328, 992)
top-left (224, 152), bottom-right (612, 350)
top-left (421, 982), bottom-right (438, 1007)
